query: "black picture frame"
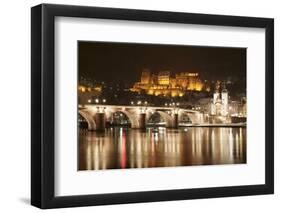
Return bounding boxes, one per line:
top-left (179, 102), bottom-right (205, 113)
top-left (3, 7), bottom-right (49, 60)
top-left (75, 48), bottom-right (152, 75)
top-left (31, 3), bottom-right (274, 209)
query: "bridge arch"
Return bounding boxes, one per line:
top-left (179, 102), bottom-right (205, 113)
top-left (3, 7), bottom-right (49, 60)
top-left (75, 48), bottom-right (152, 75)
top-left (179, 111), bottom-right (203, 124)
top-left (79, 110), bottom-right (96, 130)
top-left (179, 112), bottom-right (193, 124)
top-left (110, 110), bottom-right (140, 128)
top-left (148, 111), bottom-right (174, 128)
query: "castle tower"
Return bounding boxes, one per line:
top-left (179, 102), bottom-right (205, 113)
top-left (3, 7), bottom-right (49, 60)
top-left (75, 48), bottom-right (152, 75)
top-left (140, 69), bottom-right (151, 84)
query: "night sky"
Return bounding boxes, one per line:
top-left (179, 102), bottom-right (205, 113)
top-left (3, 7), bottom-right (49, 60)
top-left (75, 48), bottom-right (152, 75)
top-left (78, 41), bottom-right (246, 83)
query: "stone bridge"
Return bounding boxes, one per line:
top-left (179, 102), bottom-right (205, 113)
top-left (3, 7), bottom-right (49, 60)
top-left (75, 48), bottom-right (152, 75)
top-left (79, 104), bottom-right (205, 131)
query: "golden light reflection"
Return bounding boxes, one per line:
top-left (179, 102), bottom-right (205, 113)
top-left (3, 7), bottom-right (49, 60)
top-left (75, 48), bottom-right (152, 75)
top-left (79, 127), bottom-right (246, 170)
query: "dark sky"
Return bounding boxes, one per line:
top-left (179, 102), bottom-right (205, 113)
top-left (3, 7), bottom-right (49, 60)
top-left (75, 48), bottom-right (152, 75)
top-left (78, 41), bottom-right (246, 83)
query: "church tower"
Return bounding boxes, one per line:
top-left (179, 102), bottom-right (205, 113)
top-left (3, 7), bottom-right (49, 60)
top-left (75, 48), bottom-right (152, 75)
top-left (211, 81), bottom-right (220, 115)
top-left (221, 82), bottom-right (228, 116)
top-left (213, 81), bottom-right (220, 105)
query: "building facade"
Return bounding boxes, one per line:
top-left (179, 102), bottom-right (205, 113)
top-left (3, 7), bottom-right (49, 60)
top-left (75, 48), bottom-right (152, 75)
top-left (210, 82), bottom-right (229, 116)
top-left (131, 69), bottom-right (205, 97)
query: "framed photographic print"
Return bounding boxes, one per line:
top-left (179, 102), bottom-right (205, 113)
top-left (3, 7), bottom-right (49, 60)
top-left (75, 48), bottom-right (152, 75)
top-left (31, 4), bottom-right (274, 209)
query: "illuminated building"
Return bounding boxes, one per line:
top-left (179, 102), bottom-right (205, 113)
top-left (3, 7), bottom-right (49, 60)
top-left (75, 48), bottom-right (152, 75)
top-left (210, 81), bottom-right (229, 116)
top-left (175, 72), bottom-right (203, 91)
top-left (78, 85), bottom-right (102, 93)
top-left (78, 83), bottom-right (102, 104)
top-left (140, 69), bottom-right (151, 84)
top-left (131, 69), bottom-right (205, 97)
top-left (221, 87), bottom-right (229, 116)
top-left (158, 71), bottom-right (171, 85)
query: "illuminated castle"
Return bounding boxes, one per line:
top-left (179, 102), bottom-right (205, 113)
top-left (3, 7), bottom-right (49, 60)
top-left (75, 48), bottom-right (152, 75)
top-left (131, 69), bottom-right (205, 97)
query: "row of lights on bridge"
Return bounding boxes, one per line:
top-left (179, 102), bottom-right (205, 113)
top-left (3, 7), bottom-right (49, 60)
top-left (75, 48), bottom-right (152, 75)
top-left (165, 102), bottom-right (180, 107)
top-left (87, 99), bottom-right (196, 111)
top-left (88, 98), bottom-right (106, 104)
top-left (130, 101), bottom-right (180, 107)
top-left (192, 106), bottom-right (201, 110)
top-left (130, 101), bottom-right (148, 105)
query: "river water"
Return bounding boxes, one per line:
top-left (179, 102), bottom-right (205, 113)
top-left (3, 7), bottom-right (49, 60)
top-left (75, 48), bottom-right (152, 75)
top-left (79, 127), bottom-right (246, 170)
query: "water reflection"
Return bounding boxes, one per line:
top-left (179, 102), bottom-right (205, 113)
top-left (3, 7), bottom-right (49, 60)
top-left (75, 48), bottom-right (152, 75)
top-left (79, 127), bottom-right (246, 171)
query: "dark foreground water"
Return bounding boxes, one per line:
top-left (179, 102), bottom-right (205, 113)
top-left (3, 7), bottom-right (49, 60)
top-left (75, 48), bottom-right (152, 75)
top-left (79, 127), bottom-right (246, 171)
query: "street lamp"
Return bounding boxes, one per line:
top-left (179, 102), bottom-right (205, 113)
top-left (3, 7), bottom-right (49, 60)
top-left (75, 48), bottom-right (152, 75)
top-left (95, 98), bottom-right (99, 103)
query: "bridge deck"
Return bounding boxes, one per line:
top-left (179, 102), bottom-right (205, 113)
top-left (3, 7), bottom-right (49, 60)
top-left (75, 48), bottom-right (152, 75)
top-left (79, 104), bottom-right (199, 113)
